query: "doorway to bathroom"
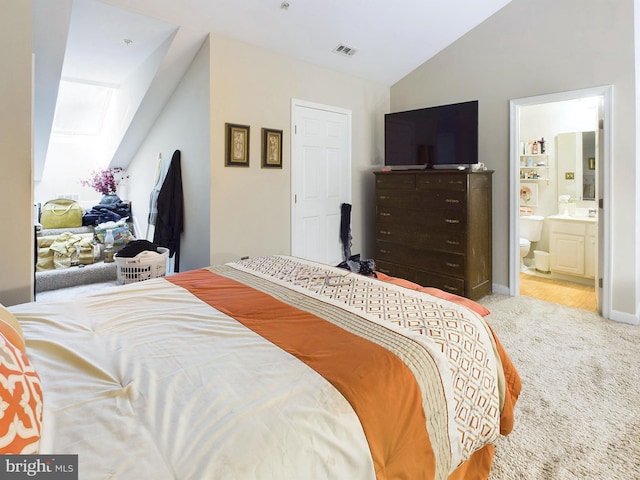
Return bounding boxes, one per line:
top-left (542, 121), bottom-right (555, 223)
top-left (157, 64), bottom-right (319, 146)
top-left (509, 86), bottom-right (612, 317)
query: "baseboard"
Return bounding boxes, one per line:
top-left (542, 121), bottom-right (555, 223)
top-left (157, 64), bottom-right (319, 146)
top-left (609, 308), bottom-right (640, 325)
top-left (492, 283), bottom-right (510, 296)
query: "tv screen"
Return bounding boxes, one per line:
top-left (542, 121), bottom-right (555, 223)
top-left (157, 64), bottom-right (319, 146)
top-left (384, 100), bottom-right (478, 168)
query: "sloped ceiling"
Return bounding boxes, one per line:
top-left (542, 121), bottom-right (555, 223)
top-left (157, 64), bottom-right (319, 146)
top-left (32, 0), bottom-right (512, 180)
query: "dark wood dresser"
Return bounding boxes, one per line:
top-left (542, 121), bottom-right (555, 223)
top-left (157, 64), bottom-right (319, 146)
top-left (374, 169), bottom-right (493, 300)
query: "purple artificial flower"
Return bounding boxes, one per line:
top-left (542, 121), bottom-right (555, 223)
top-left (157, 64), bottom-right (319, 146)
top-left (81, 167), bottom-right (127, 195)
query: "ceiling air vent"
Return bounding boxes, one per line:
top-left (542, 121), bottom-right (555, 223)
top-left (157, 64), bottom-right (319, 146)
top-left (333, 43), bottom-right (357, 57)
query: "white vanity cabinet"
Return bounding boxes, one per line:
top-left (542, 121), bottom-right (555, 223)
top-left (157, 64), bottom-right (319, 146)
top-left (548, 216), bottom-right (597, 278)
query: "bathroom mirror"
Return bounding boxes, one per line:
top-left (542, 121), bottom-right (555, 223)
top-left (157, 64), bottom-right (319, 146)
top-left (556, 131), bottom-right (596, 201)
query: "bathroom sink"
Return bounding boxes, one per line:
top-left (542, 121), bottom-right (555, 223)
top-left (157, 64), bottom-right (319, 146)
top-left (547, 214), bottom-right (597, 223)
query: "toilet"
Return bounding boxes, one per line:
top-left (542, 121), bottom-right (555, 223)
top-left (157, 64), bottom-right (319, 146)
top-left (519, 215), bottom-right (544, 271)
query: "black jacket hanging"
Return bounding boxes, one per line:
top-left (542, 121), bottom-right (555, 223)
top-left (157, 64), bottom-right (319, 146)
top-left (153, 149), bottom-right (184, 272)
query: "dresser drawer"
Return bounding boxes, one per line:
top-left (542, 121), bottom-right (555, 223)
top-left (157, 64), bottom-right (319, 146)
top-left (375, 173), bottom-right (416, 190)
top-left (376, 241), bottom-right (465, 278)
top-left (377, 206), bottom-right (466, 231)
top-left (375, 260), bottom-right (466, 296)
top-left (375, 225), bottom-right (465, 254)
top-left (418, 272), bottom-right (466, 296)
top-left (377, 189), bottom-right (467, 212)
top-left (375, 190), bottom-right (420, 210)
top-left (416, 174), bottom-right (467, 191)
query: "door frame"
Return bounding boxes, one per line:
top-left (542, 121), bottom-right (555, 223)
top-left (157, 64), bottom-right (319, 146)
top-left (290, 98), bottom-right (352, 260)
top-left (509, 85), bottom-right (613, 318)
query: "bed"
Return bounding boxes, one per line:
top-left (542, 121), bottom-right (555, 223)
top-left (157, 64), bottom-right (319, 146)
top-left (2, 255), bottom-right (521, 479)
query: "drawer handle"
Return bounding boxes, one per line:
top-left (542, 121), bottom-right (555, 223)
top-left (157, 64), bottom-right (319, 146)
top-left (379, 230), bottom-right (391, 235)
top-left (445, 218), bottom-right (460, 224)
top-left (445, 198), bottom-right (460, 203)
top-left (445, 262), bottom-right (460, 268)
top-left (379, 195), bottom-right (390, 200)
top-left (380, 212), bottom-right (391, 217)
top-left (446, 240), bottom-right (460, 245)
top-left (380, 249), bottom-right (391, 254)
top-left (443, 285), bottom-right (459, 292)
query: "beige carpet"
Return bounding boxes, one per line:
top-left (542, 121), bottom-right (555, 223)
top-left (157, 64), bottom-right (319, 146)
top-left (480, 294), bottom-right (640, 479)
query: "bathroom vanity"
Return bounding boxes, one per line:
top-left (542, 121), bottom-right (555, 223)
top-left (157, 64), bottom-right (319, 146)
top-left (547, 215), bottom-right (597, 279)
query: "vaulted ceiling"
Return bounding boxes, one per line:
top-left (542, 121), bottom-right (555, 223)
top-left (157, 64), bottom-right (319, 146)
top-left (32, 0), bottom-right (512, 180)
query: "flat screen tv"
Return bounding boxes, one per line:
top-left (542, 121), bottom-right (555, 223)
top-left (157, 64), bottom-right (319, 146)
top-left (384, 100), bottom-right (478, 169)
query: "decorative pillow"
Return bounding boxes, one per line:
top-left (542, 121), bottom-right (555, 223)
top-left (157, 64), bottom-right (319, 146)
top-left (0, 305), bottom-right (43, 454)
top-left (0, 304), bottom-right (25, 352)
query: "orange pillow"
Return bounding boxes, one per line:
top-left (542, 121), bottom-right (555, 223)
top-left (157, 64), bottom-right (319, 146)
top-left (0, 306), bottom-right (43, 454)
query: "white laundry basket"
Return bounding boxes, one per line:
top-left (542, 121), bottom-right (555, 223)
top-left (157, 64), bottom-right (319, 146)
top-left (115, 247), bottom-right (169, 284)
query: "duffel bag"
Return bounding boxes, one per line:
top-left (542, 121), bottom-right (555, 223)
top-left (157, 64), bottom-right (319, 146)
top-left (40, 198), bottom-right (83, 229)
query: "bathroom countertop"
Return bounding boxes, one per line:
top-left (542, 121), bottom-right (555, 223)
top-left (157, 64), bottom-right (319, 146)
top-left (547, 214), bottom-right (597, 223)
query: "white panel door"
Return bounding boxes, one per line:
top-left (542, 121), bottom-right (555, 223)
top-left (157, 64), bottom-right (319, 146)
top-left (291, 100), bottom-right (351, 265)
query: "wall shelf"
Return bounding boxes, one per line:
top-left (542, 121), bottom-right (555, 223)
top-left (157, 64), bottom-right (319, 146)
top-left (520, 154), bottom-right (549, 184)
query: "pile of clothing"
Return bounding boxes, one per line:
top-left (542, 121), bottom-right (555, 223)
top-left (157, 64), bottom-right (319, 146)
top-left (36, 232), bottom-right (96, 270)
top-left (116, 240), bottom-right (163, 259)
top-left (82, 199), bottom-right (131, 226)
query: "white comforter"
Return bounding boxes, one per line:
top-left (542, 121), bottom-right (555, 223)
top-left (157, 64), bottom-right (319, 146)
top-left (16, 278), bottom-right (376, 479)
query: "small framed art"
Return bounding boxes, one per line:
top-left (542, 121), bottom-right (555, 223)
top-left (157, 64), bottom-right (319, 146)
top-left (519, 183), bottom-right (538, 207)
top-left (261, 128), bottom-right (283, 169)
top-left (225, 123), bottom-right (250, 167)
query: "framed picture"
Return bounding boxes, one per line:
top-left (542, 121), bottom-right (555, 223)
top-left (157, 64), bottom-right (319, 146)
top-left (261, 128), bottom-right (283, 168)
top-left (519, 183), bottom-right (539, 207)
top-left (225, 123), bottom-right (250, 167)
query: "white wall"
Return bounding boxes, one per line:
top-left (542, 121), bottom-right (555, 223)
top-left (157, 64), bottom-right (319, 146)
top-left (101, 33), bottom-right (175, 165)
top-left (209, 34), bottom-right (389, 265)
top-left (636, 0), bottom-right (640, 322)
top-left (123, 32), bottom-right (390, 272)
top-left (126, 37), bottom-right (211, 272)
top-left (390, 0), bottom-right (637, 320)
top-left (34, 134), bottom-right (111, 208)
top-left (33, 32), bottom-right (176, 210)
top-left (0, 1), bottom-right (33, 306)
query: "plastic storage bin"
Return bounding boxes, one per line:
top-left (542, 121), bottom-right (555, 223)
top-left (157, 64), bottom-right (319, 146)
top-left (115, 247), bottom-right (169, 284)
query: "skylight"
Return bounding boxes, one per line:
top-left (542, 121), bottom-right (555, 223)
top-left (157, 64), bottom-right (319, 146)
top-left (52, 80), bottom-right (114, 136)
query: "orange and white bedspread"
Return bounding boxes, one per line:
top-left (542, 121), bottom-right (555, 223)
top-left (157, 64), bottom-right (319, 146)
top-left (11, 255), bottom-right (520, 479)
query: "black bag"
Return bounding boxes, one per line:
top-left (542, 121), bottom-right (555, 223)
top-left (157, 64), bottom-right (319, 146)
top-left (337, 254), bottom-right (376, 277)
